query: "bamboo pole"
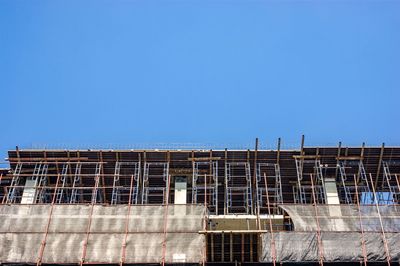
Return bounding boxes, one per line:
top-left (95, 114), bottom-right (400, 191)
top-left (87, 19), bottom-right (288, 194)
top-left (310, 174), bottom-right (324, 266)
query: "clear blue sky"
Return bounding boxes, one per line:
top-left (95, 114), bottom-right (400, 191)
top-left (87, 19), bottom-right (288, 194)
top-left (0, 0), bottom-right (399, 160)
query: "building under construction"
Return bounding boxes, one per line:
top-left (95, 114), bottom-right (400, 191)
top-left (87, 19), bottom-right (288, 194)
top-left (0, 138), bottom-right (399, 266)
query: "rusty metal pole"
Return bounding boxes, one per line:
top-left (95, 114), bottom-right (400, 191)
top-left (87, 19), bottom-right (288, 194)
top-left (203, 172), bottom-right (208, 265)
top-left (161, 174), bottom-right (171, 266)
top-left (353, 174), bottom-right (368, 266)
top-left (368, 173), bottom-right (391, 265)
top-left (80, 166), bottom-right (101, 265)
top-left (36, 173), bottom-right (61, 266)
top-left (264, 173), bottom-right (277, 266)
top-left (310, 174), bottom-right (324, 266)
top-left (120, 174), bottom-right (135, 266)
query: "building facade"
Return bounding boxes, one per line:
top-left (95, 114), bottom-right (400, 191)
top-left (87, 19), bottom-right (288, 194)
top-left (0, 140), bottom-right (399, 265)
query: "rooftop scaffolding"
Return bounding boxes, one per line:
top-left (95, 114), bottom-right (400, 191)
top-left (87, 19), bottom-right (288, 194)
top-left (0, 137), bottom-right (400, 265)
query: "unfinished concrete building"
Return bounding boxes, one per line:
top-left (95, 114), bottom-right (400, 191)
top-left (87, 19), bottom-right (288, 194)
top-left (0, 138), bottom-right (399, 266)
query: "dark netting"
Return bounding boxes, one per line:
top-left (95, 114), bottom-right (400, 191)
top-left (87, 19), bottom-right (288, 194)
top-left (259, 204), bottom-right (400, 263)
top-left (261, 232), bottom-right (400, 262)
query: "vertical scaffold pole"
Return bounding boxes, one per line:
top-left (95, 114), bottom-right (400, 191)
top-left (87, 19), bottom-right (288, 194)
top-left (255, 170), bottom-right (261, 262)
top-left (368, 173), bottom-right (391, 265)
top-left (353, 174), bottom-right (368, 266)
top-left (221, 232), bottom-right (225, 262)
top-left (161, 174), bottom-right (171, 266)
top-left (395, 174), bottom-right (400, 203)
top-left (202, 171), bottom-right (207, 266)
top-left (224, 148), bottom-right (228, 215)
top-left (120, 174), bottom-right (135, 266)
top-left (253, 138), bottom-right (259, 217)
top-left (241, 233), bottom-right (244, 262)
top-left (310, 174), bottom-right (324, 266)
top-left (80, 165), bottom-right (101, 265)
top-left (0, 173), bottom-right (3, 203)
top-left (36, 173), bottom-right (61, 266)
top-left (264, 173), bottom-right (276, 266)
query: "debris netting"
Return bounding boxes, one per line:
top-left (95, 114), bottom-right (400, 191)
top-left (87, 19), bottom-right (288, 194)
top-left (0, 204), bottom-right (206, 264)
top-left (279, 204), bottom-right (400, 232)
top-left (260, 204), bottom-right (400, 263)
top-left (261, 232), bottom-right (400, 262)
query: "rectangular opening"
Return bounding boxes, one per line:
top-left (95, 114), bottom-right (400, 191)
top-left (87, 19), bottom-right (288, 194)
top-left (174, 176), bottom-right (187, 204)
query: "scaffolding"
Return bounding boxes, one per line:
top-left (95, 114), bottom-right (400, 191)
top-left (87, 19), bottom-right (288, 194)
top-left (6, 162), bottom-right (50, 204)
top-left (55, 163), bottom-right (70, 203)
top-left (6, 162), bottom-right (22, 203)
top-left (225, 162), bottom-right (252, 214)
top-left (256, 163), bottom-right (282, 214)
top-left (142, 162), bottom-right (169, 204)
top-left (381, 161), bottom-right (399, 204)
top-left (337, 160), bottom-right (372, 204)
top-left (70, 163), bottom-right (103, 204)
top-left (294, 157), bottom-right (326, 204)
top-left (0, 141), bottom-right (400, 265)
top-left (260, 171), bottom-right (400, 264)
top-left (111, 162), bottom-right (141, 205)
top-left (192, 161), bottom-right (218, 214)
top-left (0, 204), bottom-right (206, 264)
